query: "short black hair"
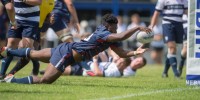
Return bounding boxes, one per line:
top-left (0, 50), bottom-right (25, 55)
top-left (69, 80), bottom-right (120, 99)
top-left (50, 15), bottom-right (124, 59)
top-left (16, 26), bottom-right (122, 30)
top-left (142, 57), bottom-right (147, 66)
top-left (102, 14), bottom-right (118, 25)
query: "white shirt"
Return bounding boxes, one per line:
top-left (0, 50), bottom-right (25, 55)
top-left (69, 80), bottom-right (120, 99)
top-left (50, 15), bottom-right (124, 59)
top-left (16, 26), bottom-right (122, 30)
top-left (90, 62), bottom-right (122, 77)
top-left (123, 66), bottom-right (136, 77)
top-left (156, 0), bottom-right (188, 24)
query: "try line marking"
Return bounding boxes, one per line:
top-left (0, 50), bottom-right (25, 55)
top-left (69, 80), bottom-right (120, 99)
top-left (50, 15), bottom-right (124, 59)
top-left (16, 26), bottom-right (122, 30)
top-left (84, 87), bottom-right (200, 100)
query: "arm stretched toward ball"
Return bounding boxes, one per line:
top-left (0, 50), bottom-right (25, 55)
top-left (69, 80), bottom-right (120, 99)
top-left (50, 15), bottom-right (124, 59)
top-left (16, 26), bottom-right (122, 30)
top-left (106, 26), bottom-right (151, 42)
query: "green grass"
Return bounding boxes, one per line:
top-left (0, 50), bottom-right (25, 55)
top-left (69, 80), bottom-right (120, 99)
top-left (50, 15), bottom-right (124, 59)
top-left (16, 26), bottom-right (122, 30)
top-left (0, 61), bottom-right (200, 100)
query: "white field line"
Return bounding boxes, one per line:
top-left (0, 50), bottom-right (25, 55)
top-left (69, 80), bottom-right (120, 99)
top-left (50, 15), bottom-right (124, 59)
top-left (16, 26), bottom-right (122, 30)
top-left (84, 87), bottom-right (200, 100)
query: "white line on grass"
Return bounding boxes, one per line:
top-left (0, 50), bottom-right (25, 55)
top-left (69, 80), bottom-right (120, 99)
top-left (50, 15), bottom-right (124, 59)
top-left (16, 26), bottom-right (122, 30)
top-left (85, 87), bottom-right (200, 100)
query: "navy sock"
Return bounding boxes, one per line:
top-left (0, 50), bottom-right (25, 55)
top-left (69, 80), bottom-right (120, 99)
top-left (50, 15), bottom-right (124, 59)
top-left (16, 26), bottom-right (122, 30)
top-left (163, 58), bottom-right (170, 74)
top-left (0, 56), bottom-right (13, 75)
top-left (179, 55), bottom-right (186, 70)
top-left (169, 57), bottom-right (179, 76)
top-left (11, 76), bottom-right (33, 84)
top-left (31, 59), bottom-right (40, 75)
top-left (8, 58), bottom-right (30, 75)
top-left (7, 48), bottom-right (31, 58)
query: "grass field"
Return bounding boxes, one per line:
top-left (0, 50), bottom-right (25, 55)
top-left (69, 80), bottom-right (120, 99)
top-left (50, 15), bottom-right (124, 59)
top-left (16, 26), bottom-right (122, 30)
top-left (0, 61), bottom-right (200, 100)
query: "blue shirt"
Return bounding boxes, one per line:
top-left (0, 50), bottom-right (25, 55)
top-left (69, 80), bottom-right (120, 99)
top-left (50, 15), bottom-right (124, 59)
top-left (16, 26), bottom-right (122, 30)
top-left (72, 25), bottom-right (122, 60)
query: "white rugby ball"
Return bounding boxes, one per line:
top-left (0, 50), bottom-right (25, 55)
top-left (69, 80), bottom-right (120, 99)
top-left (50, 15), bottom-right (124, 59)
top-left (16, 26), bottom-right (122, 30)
top-left (136, 31), bottom-right (154, 44)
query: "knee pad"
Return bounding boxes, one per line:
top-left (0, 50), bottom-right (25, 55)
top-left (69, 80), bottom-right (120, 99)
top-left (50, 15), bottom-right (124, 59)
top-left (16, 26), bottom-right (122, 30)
top-left (58, 31), bottom-right (73, 42)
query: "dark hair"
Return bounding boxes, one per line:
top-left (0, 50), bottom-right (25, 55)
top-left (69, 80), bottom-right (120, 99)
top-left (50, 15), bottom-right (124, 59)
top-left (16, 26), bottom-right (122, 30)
top-left (102, 14), bottom-right (118, 25)
top-left (142, 57), bottom-right (147, 66)
top-left (124, 58), bottom-right (131, 66)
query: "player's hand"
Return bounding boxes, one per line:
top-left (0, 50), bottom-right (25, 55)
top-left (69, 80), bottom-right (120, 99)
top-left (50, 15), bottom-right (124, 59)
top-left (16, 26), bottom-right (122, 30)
top-left (148, 25), bottom-right (154, 30)
top-left (11, 24), bottom-right (17, 30)
top-left (138, 27), bottom-right (152, 34)
top-left (93, 55), bottom-right (98, 62)
top-left (73, 23), bottom-right (81, 34)
top-left (134, 45), bottom-right (148, 56)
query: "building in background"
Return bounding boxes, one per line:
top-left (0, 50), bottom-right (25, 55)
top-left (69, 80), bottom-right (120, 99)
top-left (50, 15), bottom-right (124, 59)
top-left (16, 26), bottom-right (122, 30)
top-left (73, 0), bottom-right (156, 26)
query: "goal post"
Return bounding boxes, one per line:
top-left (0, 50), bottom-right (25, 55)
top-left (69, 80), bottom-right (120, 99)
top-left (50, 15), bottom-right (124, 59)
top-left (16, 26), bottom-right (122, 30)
top-left (186, 0), bottom-right (200, 85)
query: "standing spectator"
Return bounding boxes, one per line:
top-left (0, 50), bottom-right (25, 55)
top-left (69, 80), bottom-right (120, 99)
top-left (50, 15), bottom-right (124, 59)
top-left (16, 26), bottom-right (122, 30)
top-left (150, 18), bottom-right (164, 64)
top-left (117, 16), bottom-right (127, 33)
top-left (117, 16), bottom-right (128, 49)
top-left (149, 0), bottom-right (188, 78)
top-left (127, 13), bottom-right (146, 50)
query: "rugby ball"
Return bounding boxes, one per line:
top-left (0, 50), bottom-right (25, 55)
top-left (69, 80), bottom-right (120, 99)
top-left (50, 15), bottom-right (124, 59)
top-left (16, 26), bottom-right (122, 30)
top-left (136, 31), bottom-right (154, 44)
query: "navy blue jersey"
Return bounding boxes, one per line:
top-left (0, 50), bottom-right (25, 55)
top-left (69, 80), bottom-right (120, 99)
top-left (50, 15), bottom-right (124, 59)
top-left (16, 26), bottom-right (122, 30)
top-left (72, 25), bottom-right (122, 60)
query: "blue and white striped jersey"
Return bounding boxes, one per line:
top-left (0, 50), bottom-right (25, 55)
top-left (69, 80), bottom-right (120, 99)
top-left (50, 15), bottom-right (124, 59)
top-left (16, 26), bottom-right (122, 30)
top-left (14, 0), bottom-right (40, 23)
top-left (156, 0), bottom-right (188, 24)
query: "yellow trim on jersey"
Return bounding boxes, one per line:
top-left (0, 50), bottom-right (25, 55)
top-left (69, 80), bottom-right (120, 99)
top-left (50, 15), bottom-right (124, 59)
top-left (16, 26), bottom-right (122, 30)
top-left (39, 0), bottom-right (54, 28)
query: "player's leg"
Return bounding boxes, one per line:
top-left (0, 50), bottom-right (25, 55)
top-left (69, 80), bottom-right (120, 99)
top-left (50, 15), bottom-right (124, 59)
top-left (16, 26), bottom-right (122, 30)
top-left (31, 40), bottom-right (41, 75)
top-left (0, 33), bottom-right (6, 48)
top-left (167, 41), bottom-right (179, 77)
top-left (1, 47), bottom-right (52, 63)
top-left (8, 40), bottom-right (40, 75)
top-left (178, 28), bottom-right (187, 76)
top-left (5, 63), bottom-right (62, 84)
top-left (162, 24), bottom-right (171, 77)
top-left (179, 43), bottom-right (186, 76)
top-left (6, 25), bottom-right (39, 76)
top-left (168, 22), bottom-right (184, 77)
top-left (5, 44), bottom-right (75, 84)
top-left (63, 64), bottom-right (83, 76)
top-left (50, 13), bottom-right (74, 43)
top-left (0, 26), bottom-right (21, 79)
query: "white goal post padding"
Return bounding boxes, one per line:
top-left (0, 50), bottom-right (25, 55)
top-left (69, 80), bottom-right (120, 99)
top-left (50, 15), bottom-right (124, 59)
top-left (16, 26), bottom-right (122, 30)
top-left (186, 0), bottom-right (200, 85)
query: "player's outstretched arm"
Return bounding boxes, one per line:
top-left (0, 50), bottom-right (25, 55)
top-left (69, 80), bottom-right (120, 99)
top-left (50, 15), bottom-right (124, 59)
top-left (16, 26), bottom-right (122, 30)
top-left (106, 26), bottom-right (151, 42)
top-left (110, 45), bottom-right (147, 58)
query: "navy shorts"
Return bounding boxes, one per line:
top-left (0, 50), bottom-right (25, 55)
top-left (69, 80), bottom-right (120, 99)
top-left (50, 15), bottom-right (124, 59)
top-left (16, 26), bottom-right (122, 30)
top-left (50, 43), bottom-right (75, 72)
top-left (183, 28), bottom-right (187, 41)
top-left (33, 28), bottom-right (41, 42)
top-left (0, 32), bottom-right (6, 40)
top-left (70, 64), bottom-right (83, 76)
top-left (7, 20), bottom-right (40, 41)
top-left (41, 13), bottom-right (68, 33)
top-left (162, 22), bottom-right (184, 43)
